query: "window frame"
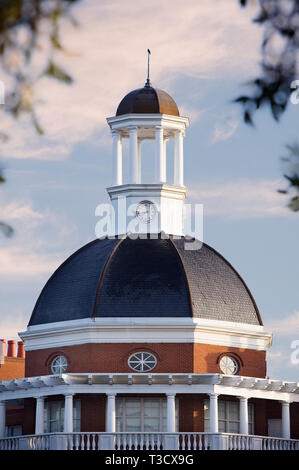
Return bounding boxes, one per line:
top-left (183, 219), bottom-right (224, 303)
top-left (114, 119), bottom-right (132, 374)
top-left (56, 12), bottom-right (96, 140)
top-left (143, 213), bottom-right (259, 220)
top-left (128, 352), bottom-right (157, 372)
top-left (204, 399), bottom-right (254, 435)
top-left (44, 399), bottom-right (81, 433)
top-left (116, 397), bottom-right (179, 433)
top-left (50, 355), bottom-right (68, 375)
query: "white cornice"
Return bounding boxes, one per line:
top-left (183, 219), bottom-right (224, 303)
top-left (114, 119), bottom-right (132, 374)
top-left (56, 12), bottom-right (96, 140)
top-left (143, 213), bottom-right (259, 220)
top-left (19, 317), bottom-right (273, 352)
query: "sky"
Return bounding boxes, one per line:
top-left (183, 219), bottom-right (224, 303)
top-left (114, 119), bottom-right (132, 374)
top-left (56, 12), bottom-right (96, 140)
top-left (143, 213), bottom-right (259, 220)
top-left (0, 0), bottom-right (298, 381)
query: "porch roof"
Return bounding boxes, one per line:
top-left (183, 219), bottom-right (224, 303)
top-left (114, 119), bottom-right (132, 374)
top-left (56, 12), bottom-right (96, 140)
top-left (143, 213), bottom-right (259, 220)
top-left (0, 373), bottom-right (298, 402)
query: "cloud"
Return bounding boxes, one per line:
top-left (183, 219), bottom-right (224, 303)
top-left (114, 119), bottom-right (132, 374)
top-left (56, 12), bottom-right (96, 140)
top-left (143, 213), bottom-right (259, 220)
top-left (266, 311), bottom-right (299, 336)
top-left (0, 199), bottom-right (79, 279)
top-left (0, 0), bottom-right (262, 160)
top-left (211, 118), bottom-right (239, 143)
top-left (0, 202), bottom-right (43, 221)
top-left (188, 178), bottom-right (295, 219)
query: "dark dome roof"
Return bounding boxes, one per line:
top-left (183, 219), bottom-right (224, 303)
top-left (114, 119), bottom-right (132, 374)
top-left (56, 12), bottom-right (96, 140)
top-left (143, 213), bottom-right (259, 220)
top-left (28, 235), bottom-right (262, 327)
top-left (116, 86), bottom-right (179, 116)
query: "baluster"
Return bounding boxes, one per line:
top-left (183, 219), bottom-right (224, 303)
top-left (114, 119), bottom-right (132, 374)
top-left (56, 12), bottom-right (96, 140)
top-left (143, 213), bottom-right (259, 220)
top-left (188, 433), bottom-right (192, 450)
top-left (141, 433), bottom-right (145, 450)
top-left (156, 433), bottom-right (161, 451)
top-left (179, 433), bottom-right (183, 450)
top-left (123, 433), bottom-right (128, 451)
top-left (133, 433), bottom-right (138, 450)
top-left (144, 433), bottom-right (149, 450)
top-left (128, 433), bottom-right (132, 450)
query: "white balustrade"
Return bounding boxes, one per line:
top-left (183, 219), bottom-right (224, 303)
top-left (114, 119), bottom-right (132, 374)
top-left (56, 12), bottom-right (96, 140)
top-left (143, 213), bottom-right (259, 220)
top-left (0, 432), bottom-right (298, 451)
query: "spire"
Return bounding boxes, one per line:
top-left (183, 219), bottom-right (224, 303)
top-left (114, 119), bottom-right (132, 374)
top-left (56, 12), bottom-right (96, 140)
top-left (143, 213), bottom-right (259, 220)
top-left (145, 49), bottom-right (151, 88)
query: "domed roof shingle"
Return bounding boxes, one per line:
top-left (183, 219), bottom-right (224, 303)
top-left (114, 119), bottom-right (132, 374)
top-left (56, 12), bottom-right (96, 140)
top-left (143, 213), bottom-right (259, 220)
top-left (116, 86), bottom-right (179, 116)
top-left (28, 235), bottom-right (262, 327)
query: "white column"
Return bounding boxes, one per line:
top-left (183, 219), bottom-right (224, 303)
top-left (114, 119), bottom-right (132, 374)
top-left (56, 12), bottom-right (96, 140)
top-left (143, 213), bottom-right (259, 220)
top-left (174, 130), bottom-right (184, 186)
top-left (0, 402), bottom-right (5, 438)
top-left (35, 396), bottom-right (45, 434)
top-left (281, 401), bottom-right (291, 439)
top-left (239, 397), bottom-right (249, 435)
top-left (163, 138), bottom-right (168, 183)
top-left (106, 393), bottom-right (116, 432)
top-left (129, 127), bottom-right (138, 184)
top-left (137, 139), bottom-right (141, 184)
top-left (166, 393), bottom-right (176, 432)
top-left (209, 393), bottom-right (219, 433)
top-left (64, 394), bottom-right (73, 433)
top-left (156, 126), bottom-right (165, 183)
top-left (112, 131), bottom-right (122, 186)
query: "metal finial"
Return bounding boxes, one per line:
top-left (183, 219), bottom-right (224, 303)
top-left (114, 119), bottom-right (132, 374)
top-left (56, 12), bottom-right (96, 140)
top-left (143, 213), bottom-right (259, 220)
top-left (145, 49), bottom-right (151, 88)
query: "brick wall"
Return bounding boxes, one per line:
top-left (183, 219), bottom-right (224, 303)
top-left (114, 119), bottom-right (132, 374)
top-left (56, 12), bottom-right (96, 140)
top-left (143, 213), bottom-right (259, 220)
top-left (25, 342), bottom-right (266, 378)
top-left (0, 357), bottom-right (25, 380)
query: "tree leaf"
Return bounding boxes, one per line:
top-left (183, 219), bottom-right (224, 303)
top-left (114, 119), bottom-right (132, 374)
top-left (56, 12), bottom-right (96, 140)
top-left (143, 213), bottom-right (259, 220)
top-left (44, 61), bottom-right (73, 83)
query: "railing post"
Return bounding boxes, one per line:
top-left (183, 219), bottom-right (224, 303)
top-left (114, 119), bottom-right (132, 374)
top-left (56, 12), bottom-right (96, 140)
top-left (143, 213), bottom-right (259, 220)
top-left (210, 434), bottom-right (228, 450)
top-left (98, 433), bottom-right (115, 451)
top-left (163, 434), bottom-right (179, 450)
top-left (0, 402), bottom-right (5, 438)
top-left (49, 434), bottom-right (68, 450)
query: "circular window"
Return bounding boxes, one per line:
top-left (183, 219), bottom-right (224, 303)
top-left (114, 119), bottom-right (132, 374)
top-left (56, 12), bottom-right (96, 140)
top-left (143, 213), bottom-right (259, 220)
top-left (51, 355), bottom-right (68, 374)
top-left (128, 352), bottom-right (157, 372)
top-left (219, 356), bottom-right (239, 375)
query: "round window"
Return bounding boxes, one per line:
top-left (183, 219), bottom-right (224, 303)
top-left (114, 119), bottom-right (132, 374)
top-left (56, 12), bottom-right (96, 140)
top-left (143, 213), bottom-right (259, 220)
top-left (128, 352), bottom-right (157, 372)
top-left (219, 356), bottom-right (239, 375)
top-left (51, 355), bottom-right (68, 374)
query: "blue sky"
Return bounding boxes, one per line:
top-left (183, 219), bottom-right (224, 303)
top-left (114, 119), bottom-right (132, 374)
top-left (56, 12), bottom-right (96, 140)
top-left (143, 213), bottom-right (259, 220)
top-left (0, 0), bottom-right (298, 381)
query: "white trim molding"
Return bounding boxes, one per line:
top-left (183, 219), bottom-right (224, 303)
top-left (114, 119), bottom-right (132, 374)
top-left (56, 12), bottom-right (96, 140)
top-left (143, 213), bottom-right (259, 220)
top-left (19, 317), bottom-right (273, 352)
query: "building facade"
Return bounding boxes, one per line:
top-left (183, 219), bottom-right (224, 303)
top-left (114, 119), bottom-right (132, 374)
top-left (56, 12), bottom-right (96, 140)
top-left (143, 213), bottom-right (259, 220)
top-left (0, 79), bottom-right (298, 451)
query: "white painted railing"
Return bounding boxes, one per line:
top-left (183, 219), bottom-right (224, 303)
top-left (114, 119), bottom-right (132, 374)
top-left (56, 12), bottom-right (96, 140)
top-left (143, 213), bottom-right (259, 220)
top-left (0, 432), bottom-right (298, 451)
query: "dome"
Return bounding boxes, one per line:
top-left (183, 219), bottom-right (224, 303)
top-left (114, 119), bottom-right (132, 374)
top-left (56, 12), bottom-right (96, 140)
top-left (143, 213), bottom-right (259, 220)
top-left (28, 235), bottom-right (262, 327)
top-left (116, 86), bottom-right (180, 116)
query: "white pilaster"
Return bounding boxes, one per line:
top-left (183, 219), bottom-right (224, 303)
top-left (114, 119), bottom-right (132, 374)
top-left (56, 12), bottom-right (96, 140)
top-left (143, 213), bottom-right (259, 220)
top-left (64, 394), bottom-right (73, 433)
top-left (281, 401), bottom-right (291, 439)
top-left (112, 131), bottom-right (122, 186)
top-left (239, 397), bottom-right (249, 435)
top-left (129, 127), bottom-right (138, 184)
top-left (166, 393), bottom-right (176, 432)
top-left (174, 130), bottom-right (184, 186)
top-left (35, 396), bottom-right (45, 434)
top-left (156, 126), bottom-right (165, 183)
top-left (0, 402), bottom-right (5, 438)
top-left (106, 393), bottom-right (116, 432)
top-left (209, 393), bottom-right (218, 433)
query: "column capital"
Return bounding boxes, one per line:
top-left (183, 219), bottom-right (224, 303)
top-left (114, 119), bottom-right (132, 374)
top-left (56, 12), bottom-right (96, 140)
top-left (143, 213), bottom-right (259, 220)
top-left (208, 392), bottom-right (219, 398)
top-left (166, 392), bottom-right (176, 397)
top-left (34, 396), bottom-right (47, 401)
top-left (63, 393), bottom-right (75, 398)
top-left (106, 392), bottom-right (117, 397)
top-left (238, 396), bottom-right (249, 401)
top-left (280, 400), bottom-right (291, 405)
